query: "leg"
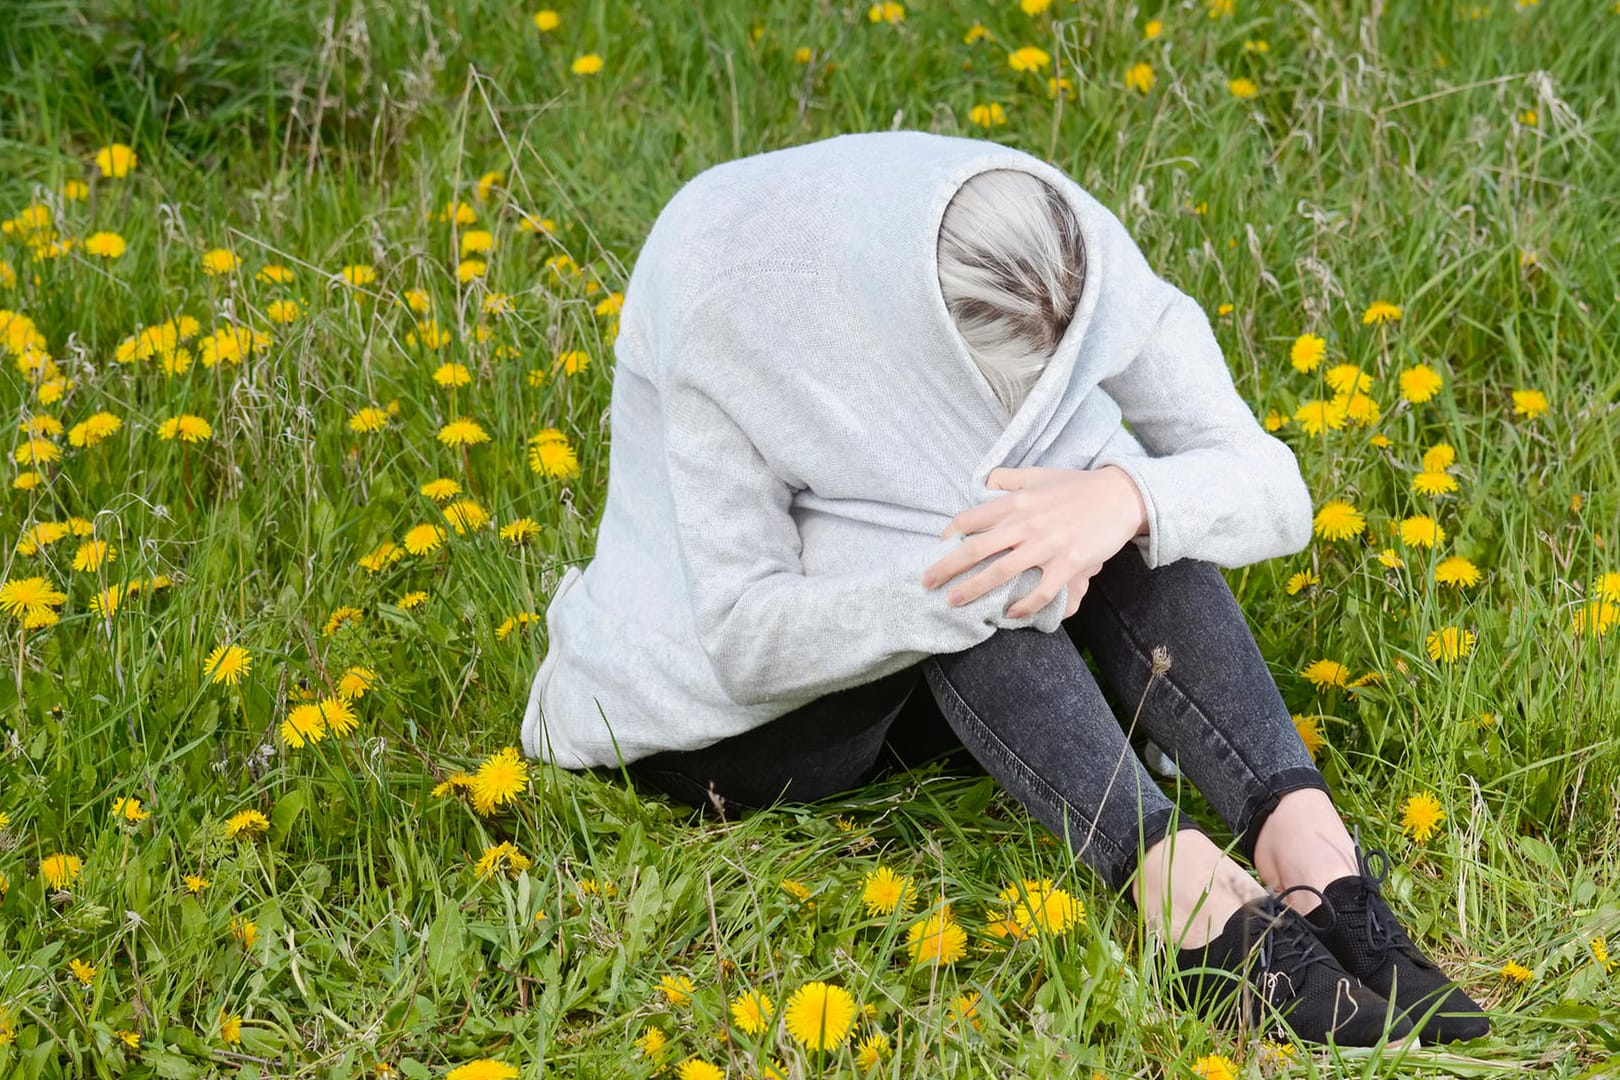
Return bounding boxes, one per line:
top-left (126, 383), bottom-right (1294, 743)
top-left (1064, 542), bottom-right (1347, 908)
top-left (922, 623), bottom-right (1263, 946)
top-left (624, 663), bottom-right (921, 818)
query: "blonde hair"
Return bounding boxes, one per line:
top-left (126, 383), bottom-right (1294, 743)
top-left (936, 169), bottom-right (1085, 418)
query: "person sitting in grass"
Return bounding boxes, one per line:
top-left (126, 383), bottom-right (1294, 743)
top-left (520, 130), bottom-right (1490, 1050)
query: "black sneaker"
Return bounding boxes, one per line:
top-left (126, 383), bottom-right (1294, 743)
top-left (1305, 844), bottom-right (1492, 1045)
top-left (1169, 885), bottom-right (1417, 1048)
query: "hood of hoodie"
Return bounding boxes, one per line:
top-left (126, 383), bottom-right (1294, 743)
top-left (618, 131), bottom-right (1131, 526)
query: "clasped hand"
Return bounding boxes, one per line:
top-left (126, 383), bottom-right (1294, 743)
top-left (921, 465), bottom-right (1149, 620)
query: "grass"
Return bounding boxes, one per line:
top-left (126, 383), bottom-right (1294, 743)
top-left (2, 0), bottom-right (1619, 1076)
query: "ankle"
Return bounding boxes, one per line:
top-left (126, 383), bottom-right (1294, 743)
top-left (1252, 789), bottom-right (1359, 914)
top-left (1134, 830), bottom-right (1266, 950)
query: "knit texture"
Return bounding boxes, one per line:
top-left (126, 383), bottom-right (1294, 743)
top-left (521, 131), bottom-right (1312, 769)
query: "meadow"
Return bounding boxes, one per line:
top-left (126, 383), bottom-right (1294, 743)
top-left (2, 0), bottom-right (1619, 1076)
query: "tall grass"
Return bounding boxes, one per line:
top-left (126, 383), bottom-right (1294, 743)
top-left (2, 1), bottom-right (1618, 1076)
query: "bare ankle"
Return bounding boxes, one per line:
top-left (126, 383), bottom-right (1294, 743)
top-left (1133, 829), bottom-right (1266, 950)
top-left (1253, 788), bottom-right (1359, 915)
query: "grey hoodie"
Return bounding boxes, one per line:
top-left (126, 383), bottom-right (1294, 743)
top-left (520, 131), bottom-right (1311, 769)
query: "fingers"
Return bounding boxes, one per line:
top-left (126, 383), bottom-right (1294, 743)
top-left (1004, 564), bottom-right (1066, 620)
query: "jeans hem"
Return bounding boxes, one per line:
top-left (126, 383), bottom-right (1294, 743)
top-left (1233, 765), bottom-right (1333, 863)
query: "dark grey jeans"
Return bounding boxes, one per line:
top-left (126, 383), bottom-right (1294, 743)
top-left (625, 542), bottom-right (1328, 893)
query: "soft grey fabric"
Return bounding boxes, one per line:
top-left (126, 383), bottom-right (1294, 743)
top-left (520, 131), bottom-right (1311, 769)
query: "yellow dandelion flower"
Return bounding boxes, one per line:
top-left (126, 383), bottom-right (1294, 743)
top-left (1324, 364), bottom-right (1372, 395)
top-left (204, 644), bottom-right (252, 686)
top-left (257, 264), bottom-right (295, 284)
top-left (1289, 333), bottom-right (1326, 372)
top-left (969, 102), bottom-right (1008, 127)
top-left (1292, 713), bottom-right (1327, 759)
top-left (184, 874), bottom-right (210, 896)
top-left (528, 430), bottom-right (580, 478)
top-left (673, 1060), bottom-right (723, 1080)
top-left (659, 973), bottom-right (696, 1007)
top-left (1207, 0), bottom-right (1234, 16)
top-left (403, 523), bottom-right (448, 555)
top-left (1285, 569), bottom-right (1318, 595)
top-left (396, 590), bottom-right (429, 610)
top-left (69, 958), bottom-right (97, 985)
top-left (964, 21), bottom-right (992, 44)
top-left (317, 696), bottom-right (358, 736)
top-left (72, 539), bottom-right (115, 573)
top-left (359, 540), bottom-right (404, 572)
top-left (337, 666), bottom-right (376, 700)
top-left (867, 2), bottom-right (906, 24)
top-left (634, 1025), bottom-right (668, 1061)
top-left (116, 1029), bottom-right (140, 1050)
top-left (1124, 62), bottom-right (1155, 93)
top-left (1294, 397), bottom-right (1348, 436)
top-left (443, 498), bottom-right (490, 534)
top-left (1425, 625), bottom-right (1476, 663)
top-left (1361, 300), bottom-right (1403, 325)
top-left (1301, 658), bottom-right (1351, 690)
top-left (473, 841), bottom-right (532, 881)
top-left (1, 576), bottom-right (69, 622)
top-left (1400, 515), bottom-right (1445, 548)
top-left (730, 989), bottom-right (775, 1036)
top-left (1228, 76), bottom-right (1259, 98)
top-left (856, 1030), bottom-right (892, 1069)
top-left (1413, 470), bottom-right (1459, 496)
top-left (341, 264), bottom-right (377, 287)
top-left (201, 248), bottom-right (240, 275)
top-left (95, 143), bottom-right (138, 178)
top-left (861, 866), bottom-right (918, 916)
top-left (783, 981), bottom-right (857, 1051)
top-left (348, 407), bottom-right (390, 435)
top-left (69, 411), bottom-right (123, 447)
top-left (1571, 601), bottom-right (1616, 638)
top-left (1007, 46), bottom-right (1051, 73)
top-left (1512, 388), bottom-right (1549, 419)
top-left (1435, 556), bottom-right (1481, 588)
top-left (906, 905), bottom-right (968, 965)
top-left (266, 299), bottom-right (302, 324)
top-left (532, 10), bottom-right (560, 32)
top-left (1377, 548), bottom-right (1405, 569)
top-left (218, 1012), bottom-right (243, 1045)
top-left (1194, 1055), bottom-right (1238, 1080)
top-left (437, 418), bottom-right (490, 448)
top-left (499, 517), bottom-right (541, 545)
top-left (1399, 364), bottom-right (1443, 403)
top-left (1021, 0), bottom-right (1052, 12)
top-left (84, 231), bottom-right (127, 259)
top-left (40, 852), bottom-right (83, 888)
top-left (323, 605), bottom-right (364, 636)
top-left (12, 437), bottom-right (60, 466)
top-left (278, 702), bottom-right (326, 748)
top-left (998, 878), bottom-right (1085, 937)
top-left (1400, 792), bottom-right (1445, 842)
top-left (1312, 500), bottom-right (1364, 541)
top-left (455, 259), bottom-right (487, 283)
top-left (571, 53), bottom-right (604, 75)
top-left (421, 479), bottom-right (463, 504)
top-left (1591, 938), bottom-right (1616, 974)
top-left (230, 917), bottom-right (258, 949)
top-left (157, 414), bottom-right (212, 443)
top-left (224, 809), bottom-right (270, 840)
top-left (472, 747), bottom-right (529, 815)
top-left (1500, 960), bottom-right (1533, 984)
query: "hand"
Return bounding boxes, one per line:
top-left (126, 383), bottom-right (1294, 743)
top-left (921, 465), bottom-right (1150, 620)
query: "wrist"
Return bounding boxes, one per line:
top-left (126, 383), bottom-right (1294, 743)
top-left (1101, 465), bottom-right (1149, 538)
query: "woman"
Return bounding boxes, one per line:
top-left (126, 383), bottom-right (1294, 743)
top-left (520, 131), bottom-right (1490, 1049)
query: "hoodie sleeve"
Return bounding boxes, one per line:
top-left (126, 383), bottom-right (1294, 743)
top-left (1090, 285), bottom-right (1313, 570)
top-left (657, 364), bottom-right (1069, 708)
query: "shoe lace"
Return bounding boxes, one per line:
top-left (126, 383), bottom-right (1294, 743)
top-left (1252, 884), bottom-right (1340, 1003)
top-left (1352, 827), bottom-right (1425, 961)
